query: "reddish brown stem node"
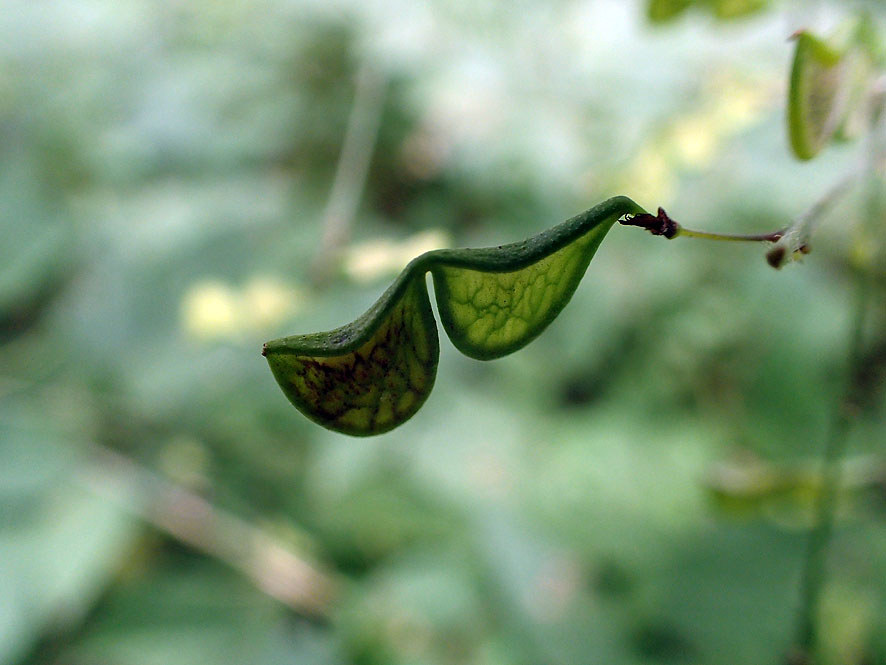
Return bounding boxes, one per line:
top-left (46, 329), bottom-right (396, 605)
top-left (620, 207), bottom-right (679, 238)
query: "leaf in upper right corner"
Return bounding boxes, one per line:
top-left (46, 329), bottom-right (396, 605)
top-left (835, 15), bottom-right (882, 142)
top-left (788, 18), bottom-right (880, 161)
top-left (646, 0), bottom-right (769, 24)
top-left (646, 0), bottom-right (692, 23)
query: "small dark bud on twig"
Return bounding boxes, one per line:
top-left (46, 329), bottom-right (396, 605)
top-left (766, 246), bottom-right (787, 269)
top-left (620, 207), bottom-right (679, 239)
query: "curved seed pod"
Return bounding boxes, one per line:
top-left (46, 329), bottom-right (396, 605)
top-left (264, 270), bottom-right (439, 436)
top-left (430, 197), bottom-right (632, 359)
top-left (263, 196), bottom-right (645, 435)
top-left (788, 19), bottom-right (877, 161)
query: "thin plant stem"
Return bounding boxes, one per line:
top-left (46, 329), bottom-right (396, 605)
top-left (790, 88), bottom-right (884, 664)
top-left (779, 170), bottom-right (859, 246)
top-left (620, 167), bottom-right (859, 254)
top-left (619, 206), bottom-right (787, 243)
top-left (790, 273), bottom-right (870, 663)
top-left (310, 62), bottom-right (386, 285)
top-left (675, 226), bottom-right (786, 243)
top-left (79, 445), bottom-right (338, 618)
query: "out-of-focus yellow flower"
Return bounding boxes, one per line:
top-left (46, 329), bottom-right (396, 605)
top-left (344, 229), bottom-right (450, 283)
top-left (616, 72), bottom-right (773, 207)
top-left (671, 113), bottom-right (720, 167)
top-left (181, 280), bottom-right (239, 339)
top-left (620, 146), bottom-right (677, 207)
top-left (181, 276), bottom-right (304, 340)
top-left (242, 276), bottom-right (303, 329)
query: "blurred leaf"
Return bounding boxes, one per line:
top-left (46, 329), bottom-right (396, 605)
top-left (0, 166), bottom-right (73, 341)
top-left (647, 0), bottom-right (769, 23)
top-left (307, 468), bottom-right (461, 570)
top-left (647, 0), bottom-right (694, 23)
top-left (706, 454), bottom-right (886, 525)
top-left (471, 508), bottom-right (636, 665)
top-left (64, 564), bottom-right (330, 665)
top-left (708, 0), bottom-right (769, 20)
top-left (834, 14), bottom-right (882, 141)
top-left (817, 583), bottom-right (878, 665)
top-left (788, 18), bottom-right (878, 160)
top-left (0, 403), bottom-right (139, 665)
top-left (337, 549), bottom-right (486, 665)
top-left (656, 525), bottom-right (805, 665)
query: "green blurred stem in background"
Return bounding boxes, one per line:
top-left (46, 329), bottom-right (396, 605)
top-left (791, 271), bottom-right (871, 665)
top-left (791, 94), bottom-right (885, 664)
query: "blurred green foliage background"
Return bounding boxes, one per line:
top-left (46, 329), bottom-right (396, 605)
top-left (2, 1), bottom-right (885, 664)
